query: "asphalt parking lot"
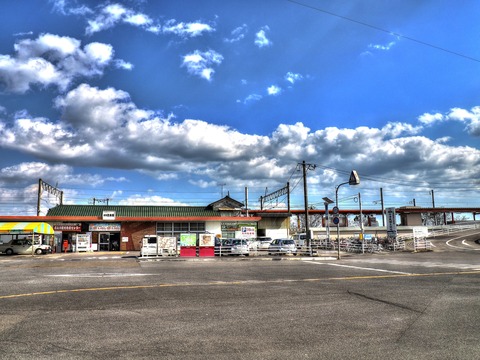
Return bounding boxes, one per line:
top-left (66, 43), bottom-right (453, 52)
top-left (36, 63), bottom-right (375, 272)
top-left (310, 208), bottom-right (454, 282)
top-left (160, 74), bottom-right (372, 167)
top-left (0, 236), bottom-right (479, 360)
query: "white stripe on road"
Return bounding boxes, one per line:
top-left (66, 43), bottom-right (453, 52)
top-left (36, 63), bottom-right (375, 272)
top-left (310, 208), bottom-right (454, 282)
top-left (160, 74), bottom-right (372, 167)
top-left (446, 239), bottom-right (480, 250)
top-left (462, 240), bottom-right (473, 247)
top-left (304, 261), bottom-right (412, 275)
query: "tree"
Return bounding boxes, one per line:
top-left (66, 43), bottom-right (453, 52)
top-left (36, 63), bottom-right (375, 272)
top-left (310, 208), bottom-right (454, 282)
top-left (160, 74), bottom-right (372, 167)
top-left (422, 212), bottom-right (444, 226)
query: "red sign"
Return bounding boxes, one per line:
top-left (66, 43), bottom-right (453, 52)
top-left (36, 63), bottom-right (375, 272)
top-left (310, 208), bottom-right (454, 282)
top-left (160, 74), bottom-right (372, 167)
top-left (53, 223), bottom-right (82, 232)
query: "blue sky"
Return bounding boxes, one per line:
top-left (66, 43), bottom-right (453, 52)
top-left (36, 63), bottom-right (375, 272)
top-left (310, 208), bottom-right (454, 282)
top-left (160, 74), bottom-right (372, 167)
top-left (0, 0), bottom-right (479, 215)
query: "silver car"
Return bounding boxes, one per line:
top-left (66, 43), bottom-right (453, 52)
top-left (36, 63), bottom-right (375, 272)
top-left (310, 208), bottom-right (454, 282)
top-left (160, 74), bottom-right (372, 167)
top-left (268, 239), bottom-right (297, 255)
top-left (256, 237), bottom-right (273, 250)
top-left (230, 239), bottom-right (250, 256)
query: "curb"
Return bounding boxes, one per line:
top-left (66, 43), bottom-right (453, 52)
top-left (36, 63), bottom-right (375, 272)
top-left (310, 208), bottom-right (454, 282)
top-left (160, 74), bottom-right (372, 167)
top-left (137, 255), bottom-right (339, 262)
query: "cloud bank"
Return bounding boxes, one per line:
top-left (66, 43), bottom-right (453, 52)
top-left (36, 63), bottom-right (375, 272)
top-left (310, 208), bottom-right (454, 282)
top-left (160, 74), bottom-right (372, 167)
top-left (1, 84), bottom-right (479, 192)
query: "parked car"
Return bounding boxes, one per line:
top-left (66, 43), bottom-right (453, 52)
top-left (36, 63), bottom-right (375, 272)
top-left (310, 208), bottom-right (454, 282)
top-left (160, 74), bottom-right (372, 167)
top-left (256, 237), bottom-right (273, 250)
top-left (217, 238), bottom-right (250, 256)
top-left (268, 239), bottom-right (297, 255)
top-left (0, 239), bottom-right (52, 255)
top-left (246, 239), bottom-right (258, 251)
top-left (230, 239), bottom-right (250, 256)
top-left (216, 238), bottom-right (233, 256)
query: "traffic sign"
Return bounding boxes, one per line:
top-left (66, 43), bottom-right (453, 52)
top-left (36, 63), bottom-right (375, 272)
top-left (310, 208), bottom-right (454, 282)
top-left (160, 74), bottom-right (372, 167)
top-left (333, 216), bottom-right (340, 225)
top-left (332, 206), bottom-right (339, 214)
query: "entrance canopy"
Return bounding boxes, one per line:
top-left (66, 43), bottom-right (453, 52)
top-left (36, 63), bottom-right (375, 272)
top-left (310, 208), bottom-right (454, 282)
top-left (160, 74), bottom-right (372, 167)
top-left (0, 222), bottom-right (54, 235)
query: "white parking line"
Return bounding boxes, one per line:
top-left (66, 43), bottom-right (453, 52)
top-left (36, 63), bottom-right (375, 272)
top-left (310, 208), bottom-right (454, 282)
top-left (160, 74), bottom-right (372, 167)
top-left (462, 240), bottom-right (473, 247)
top-left (304, 261), bottom-right (412, 275)
top-left (47, 273), bottom-right (156, 278)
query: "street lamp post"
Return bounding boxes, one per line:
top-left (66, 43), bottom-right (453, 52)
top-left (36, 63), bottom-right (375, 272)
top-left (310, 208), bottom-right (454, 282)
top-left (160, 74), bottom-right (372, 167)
top-left (322, 197), bottom-right (334, 247)
top-left (335, 170), bottom-right (360, 260)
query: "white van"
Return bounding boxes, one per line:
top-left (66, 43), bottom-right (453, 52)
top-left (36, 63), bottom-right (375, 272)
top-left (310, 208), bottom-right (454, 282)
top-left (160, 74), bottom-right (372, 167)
top-left (0, 239), bottom-right (51, 255)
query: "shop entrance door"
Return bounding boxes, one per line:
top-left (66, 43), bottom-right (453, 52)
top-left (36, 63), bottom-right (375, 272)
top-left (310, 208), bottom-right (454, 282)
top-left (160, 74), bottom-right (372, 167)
top-left (98, 233), bottom-right (110, 251)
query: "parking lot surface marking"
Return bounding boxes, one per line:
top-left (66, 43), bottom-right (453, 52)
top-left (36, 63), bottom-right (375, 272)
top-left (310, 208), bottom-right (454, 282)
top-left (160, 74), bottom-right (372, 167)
top-left (1, 269), bottom-right (479, 300)
top-left (303, 261), bottom-right (413, 274)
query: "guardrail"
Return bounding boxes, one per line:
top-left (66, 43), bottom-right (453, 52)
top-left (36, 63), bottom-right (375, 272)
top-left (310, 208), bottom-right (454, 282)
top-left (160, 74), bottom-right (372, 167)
top-left (428, 223), bottom-right (480, 238)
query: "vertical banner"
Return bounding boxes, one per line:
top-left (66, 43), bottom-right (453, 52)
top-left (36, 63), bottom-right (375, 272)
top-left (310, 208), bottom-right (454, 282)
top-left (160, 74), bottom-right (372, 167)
top-left (386, 207), bottom-right (397, 238)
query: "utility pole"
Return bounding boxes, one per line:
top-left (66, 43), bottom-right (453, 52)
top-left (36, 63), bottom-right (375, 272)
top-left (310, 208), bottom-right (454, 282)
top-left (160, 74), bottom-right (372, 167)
top-left (245, 187), bottom-right (249, 216)
top-left (380, 188), bottom-right (385, 227)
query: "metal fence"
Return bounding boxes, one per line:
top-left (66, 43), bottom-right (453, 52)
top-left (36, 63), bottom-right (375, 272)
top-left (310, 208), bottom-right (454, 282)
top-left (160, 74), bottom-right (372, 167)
top-left (140, 223), bottom-right (479, 258)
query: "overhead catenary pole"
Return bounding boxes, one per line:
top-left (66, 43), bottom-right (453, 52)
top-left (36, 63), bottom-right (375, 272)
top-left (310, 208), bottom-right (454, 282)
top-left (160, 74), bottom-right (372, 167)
top-left (299, 161), bottom-right (317, 255)
top-left (37, 178), bottom-right (63, 216)
top-left (302, 161), bottom-right (311, 254)
top-left (37, 179), bottom-right (42, 216)
top-left (380, 188), bottom-right (385, 226)
top-left (287, 182), bottom-right (291, 238)
top-left (431, 189), bottom-right (436, 225)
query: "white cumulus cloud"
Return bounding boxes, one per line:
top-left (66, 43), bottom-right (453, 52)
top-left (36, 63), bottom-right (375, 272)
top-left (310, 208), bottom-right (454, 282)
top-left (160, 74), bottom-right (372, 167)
top-left (255, 26), bottom-right (272, 48)
top-left (0, 34), bottom-right (125, 93)
top-left (267, 85), bottom-right (282, 96)
top-left (162, 20), bottom-right (215, 37)
top-left (285, 72), bottom-right (303, 84)
top-left (182, 50), bottom-right (224, 81)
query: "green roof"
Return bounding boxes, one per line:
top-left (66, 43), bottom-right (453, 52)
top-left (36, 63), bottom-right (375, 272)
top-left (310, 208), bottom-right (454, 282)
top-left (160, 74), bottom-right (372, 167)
top-left (47, 205), bottom-right (224, 218)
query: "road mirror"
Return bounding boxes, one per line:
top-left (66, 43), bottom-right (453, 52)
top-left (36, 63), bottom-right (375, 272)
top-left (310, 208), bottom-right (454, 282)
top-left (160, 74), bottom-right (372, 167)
top-left (349, 170), bottom-right (360, 185)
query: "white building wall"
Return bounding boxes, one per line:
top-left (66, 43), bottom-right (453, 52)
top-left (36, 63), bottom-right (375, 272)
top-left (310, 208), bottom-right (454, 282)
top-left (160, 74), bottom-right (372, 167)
top-left (265, 229), bottom-right (289, 239)
top-left (206, 221), bottom-right (222, 236)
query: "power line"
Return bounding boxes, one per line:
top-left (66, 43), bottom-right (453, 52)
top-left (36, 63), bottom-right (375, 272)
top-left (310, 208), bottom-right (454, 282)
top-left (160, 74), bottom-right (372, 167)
top-left (287, 0), bottom-right (480, 63)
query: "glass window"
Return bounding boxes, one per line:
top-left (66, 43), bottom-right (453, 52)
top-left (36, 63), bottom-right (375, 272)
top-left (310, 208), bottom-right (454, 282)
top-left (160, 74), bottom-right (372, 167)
top-left (222, 231), bottom-right (235, 239)
top-left (156, 222), bottom-right (206, 236)
top-left (0, 234), bottom-right (13, 244)
top-left (189, 223), bottom-right (205, 231)
top-left (174, 223), bottom-right (189, 232)
top-left (157, 223), bottom-right (173, 232)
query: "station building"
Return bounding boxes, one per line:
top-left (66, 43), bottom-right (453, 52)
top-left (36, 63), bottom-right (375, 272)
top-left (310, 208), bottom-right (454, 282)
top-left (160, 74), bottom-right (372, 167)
top-left (43, 196), bottom-right (289, 252)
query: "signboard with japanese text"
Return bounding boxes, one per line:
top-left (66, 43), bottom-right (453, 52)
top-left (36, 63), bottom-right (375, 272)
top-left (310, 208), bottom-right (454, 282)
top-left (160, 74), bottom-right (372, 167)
top-left (386, 207), bottom-right (397, 237)
top-left (53, 223), bottom-right (82, 232)
top-left (102, 211), bottom-right (116, 220)
top-left (88, 223), bottom-right (121, 232)
top-left (241, 226), bottom-right (256, 237)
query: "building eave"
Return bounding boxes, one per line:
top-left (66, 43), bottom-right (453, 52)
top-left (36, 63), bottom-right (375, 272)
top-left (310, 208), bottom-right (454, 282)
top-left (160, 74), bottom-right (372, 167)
top-left (0, 215), bottom-right (262, 222)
